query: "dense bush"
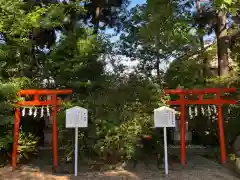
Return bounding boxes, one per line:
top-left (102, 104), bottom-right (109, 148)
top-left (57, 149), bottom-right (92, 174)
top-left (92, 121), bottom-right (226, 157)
top-left (56, 75), bottom-right (164, 164)
top-left (0, 78), bottom-right (40, 165)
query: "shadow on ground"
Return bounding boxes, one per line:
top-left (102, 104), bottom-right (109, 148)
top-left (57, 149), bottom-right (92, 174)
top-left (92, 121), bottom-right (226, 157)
top-left (0, 155), bottom-right (239, 180)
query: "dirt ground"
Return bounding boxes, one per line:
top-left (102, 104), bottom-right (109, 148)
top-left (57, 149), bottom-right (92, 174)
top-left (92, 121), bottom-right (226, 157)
top-left (0, 164), bottom-right (149, 180)
top-left (0, 156), bottom-right (239, 180)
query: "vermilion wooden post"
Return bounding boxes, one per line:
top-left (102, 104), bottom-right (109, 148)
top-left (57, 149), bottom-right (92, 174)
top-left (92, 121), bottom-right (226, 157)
top-left (34, 95), bottom-right (38, 101)
top-left (12, 108), bottom-right (20, 169)
top-left (52, 95), bottom-right (58, 169)
top-left (180, 94), bottom-right (186, 165)
top-left (216, 91), bottom-right (227, 164)
top-left (217, 104), bottom-right (226, 164)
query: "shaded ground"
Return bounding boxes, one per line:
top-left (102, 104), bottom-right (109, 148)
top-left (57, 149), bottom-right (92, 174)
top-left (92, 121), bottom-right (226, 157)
top-left (0, 155), bottom-right (239, 180)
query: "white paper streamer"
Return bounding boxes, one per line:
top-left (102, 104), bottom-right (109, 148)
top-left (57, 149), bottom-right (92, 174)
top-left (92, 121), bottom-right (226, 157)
top-left (22, 108), bottom-right (25, 116)
top-left (29, 107), bottom-right (33, 116)
top-left (34, 108), bottom-right (37, 117)
top-left (189, 106), bottom-right (193, 119)
top-left (41, 107), bottom-right (44, 117)
top-left (47, 106), bottom-right (50, 116)
top-left (213, 105), bottom-right (217, 114)
top-left (201, 106), bottom-right (204, 115)
top-left (194, 106), bottom-right (198, 117)
top-left (207, 105), bottom-right (211, 116)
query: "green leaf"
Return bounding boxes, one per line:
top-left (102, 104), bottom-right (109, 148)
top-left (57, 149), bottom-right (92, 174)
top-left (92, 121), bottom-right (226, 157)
top-left (0, 116), bottom-right (14, 125)
top-left (230, 7), bottom-right (238, 16)
top-left (224, 0), bottom-right (232, 5)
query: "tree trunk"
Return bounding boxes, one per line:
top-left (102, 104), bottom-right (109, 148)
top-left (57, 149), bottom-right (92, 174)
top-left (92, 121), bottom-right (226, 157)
top-left (93, 7), bottom-right (100, 34)
top-left (93, 0), bottom-right (104, 34)
top-left (216, 10), bottom-right (229, 76)
top-left (200, 38), bottom-right (208, 83)
top-left (156, 56), bottom-right (161, 83)
top-left (196, 0), bottom-right (207, 83)
top-left (19, 49), bottom-right (25, 77)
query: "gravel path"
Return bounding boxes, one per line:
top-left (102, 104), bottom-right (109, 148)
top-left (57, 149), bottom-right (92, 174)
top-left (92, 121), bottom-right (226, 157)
top-left (0, 156), bottom-right (239, 180)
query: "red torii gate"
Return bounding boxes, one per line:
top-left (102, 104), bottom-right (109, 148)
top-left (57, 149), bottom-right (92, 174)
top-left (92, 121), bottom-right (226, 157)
top-left (164, 88), bottom-right (236, 165)
top-left (12, 89), bottom-right (72, 170)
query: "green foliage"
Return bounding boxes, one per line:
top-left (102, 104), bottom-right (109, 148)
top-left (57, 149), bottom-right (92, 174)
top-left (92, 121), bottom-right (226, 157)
top-left (158, 94), bottom-right (171, 107)
top-left (0, 78), bottom-right (31, 125)
top-left (47, 30), bottom-right (105, 89)
top-left (0, 131), bottom-right (12, 150)
top-left (60, 75), bottom-right (162, 163)
top-left (139, 0), bottom-right (197, 51)
top-left (0, 129), bottom-right (39, 164)
top-left (17, 132), bottom-right (39, 161)
top-left (84, 0), bottom-right (129, 33)
top-left (164, 56), bottom-right (206, 89)
top-left (214, 0), bottom-right (234, 9)
top-left (94, 117), bottom-right (146, 161)
top-left (119, 1), bottom-right (198, 80)
top-left (0, 77), bottom-right (37, 165)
